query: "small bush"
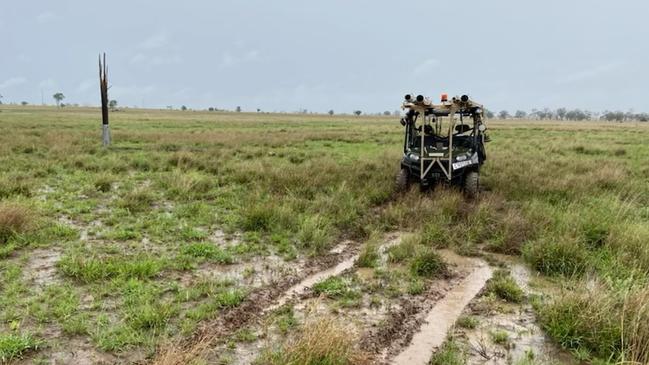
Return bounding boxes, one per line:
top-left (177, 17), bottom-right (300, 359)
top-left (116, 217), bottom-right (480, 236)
top-left (0, 203), bottom-right (33, 243)
top-left (410, 249), bottom-right (447, 278)
top-left (486, 270), bottom-right (524, 303)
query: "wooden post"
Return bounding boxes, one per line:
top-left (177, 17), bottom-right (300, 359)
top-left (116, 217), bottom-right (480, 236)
top-left (99, 53), bottom-right (111, 146)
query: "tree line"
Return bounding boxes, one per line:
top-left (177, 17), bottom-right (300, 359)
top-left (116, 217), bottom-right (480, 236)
top-left (489, 108), bottom-right (649, 122)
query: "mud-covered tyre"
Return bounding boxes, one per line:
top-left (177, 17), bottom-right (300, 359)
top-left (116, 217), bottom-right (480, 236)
top-left (464, 171), bottom-right (479, 199)
top-left (396, 168), bottom-right (410, 192)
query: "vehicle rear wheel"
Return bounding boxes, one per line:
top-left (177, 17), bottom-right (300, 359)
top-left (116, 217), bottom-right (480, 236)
top-left (464, 171), bottom-right (479, 199)
top-left (396, 168), bottom-right (410, 192)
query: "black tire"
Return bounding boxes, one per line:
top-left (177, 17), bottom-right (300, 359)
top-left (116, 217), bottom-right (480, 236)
top-left (464, 171), bottom-right (479, 199)
top-left (396, 168), bottom-right (410, 192)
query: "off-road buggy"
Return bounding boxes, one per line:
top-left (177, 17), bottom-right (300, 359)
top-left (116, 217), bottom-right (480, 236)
top-left (396, 94), bottom-right (489, 197)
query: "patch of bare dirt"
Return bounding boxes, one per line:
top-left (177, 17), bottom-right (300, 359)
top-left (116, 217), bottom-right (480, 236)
top-left (23, 247), bottom-right (62, 287)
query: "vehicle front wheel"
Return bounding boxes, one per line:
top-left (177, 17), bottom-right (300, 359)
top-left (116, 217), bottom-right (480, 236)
top-left (396, 168), bottom-right (410, 192)
top-left (464, 171), bottom-right (479, 199)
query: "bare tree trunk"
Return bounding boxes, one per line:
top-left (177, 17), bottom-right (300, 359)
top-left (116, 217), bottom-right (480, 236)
top-left (99, 53), bottom-right (111, 146)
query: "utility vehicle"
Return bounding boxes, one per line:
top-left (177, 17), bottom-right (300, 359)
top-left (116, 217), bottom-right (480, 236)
top-left (396, 93), bottom-right (489, 197)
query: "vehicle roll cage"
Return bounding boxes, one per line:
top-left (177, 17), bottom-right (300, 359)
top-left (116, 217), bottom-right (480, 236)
top-left (401, 95), bottom-right (486, 181)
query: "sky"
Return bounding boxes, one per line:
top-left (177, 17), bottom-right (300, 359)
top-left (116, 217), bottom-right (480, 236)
top-left (1, 0), bottom-right (647, 113)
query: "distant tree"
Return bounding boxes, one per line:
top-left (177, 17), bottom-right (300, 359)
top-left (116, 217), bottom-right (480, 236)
top-left (565, 109), bottom-right (589, 121)
top-left (353, 110), bottom-right (362, 116)
top-left (208, 107), bottom-right (215, 111)
top-left (556, 107), bottom-right (567, 120)
top-left (602, 110), bottom-right (624, 122)
top-left (0, 94), bottom-right (3, 105)
top-left (53, 92), bottom-right (65, 107)
top-left (166, 105), bottom-right (173, 110)
top-left (514, 110), bottom-right (527, 119)
top-left (236, 106), bottom-right (242, 112)
top-left (393, 110), bottom-right (400, 116)
top-left (181, 105), bottom-right (188, 111)
top-left (484, 109), bottom-right (495, 119)
top-left (383, 110), bottom-right (391, 116)
top-left (539, 108), bottom-right (554, 120)
top-left (498, 110), bottom-right (510, 119)
top-left (257, 108), bottom-right (261, 112)
top-left (108, 100), bottom-right (118, 109)
top-left (21, 101), bottom-right (28, 106)
top-left (328, 109), bottom-right (334, 115)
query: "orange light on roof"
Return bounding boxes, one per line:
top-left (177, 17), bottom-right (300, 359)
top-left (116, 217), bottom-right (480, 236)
top-left (441, 93), bottom-right (448, 102)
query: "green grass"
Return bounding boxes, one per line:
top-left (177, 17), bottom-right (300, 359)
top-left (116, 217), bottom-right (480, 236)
top-left (356, 242), bottom-right (380, 268)
top-left (410, 249), bottom-right (447, 278)
top-left (456, 315), bottom-right (479, 329)
top-left (485, 269), bottom-right (524, 303)
top-left (0, 333), bottom-right (40, 362)
top-left (490, 330), bottom-right (510, 346)
top-left (429, 339), bottom-right (465, 365)
top-left (1, 106), bottom-right (648, 362)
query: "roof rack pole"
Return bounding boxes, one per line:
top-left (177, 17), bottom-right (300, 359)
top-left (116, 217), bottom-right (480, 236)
top-left (420, 111), bottom-right (425, 180)
top-left (448, 108), bottom-right (455, 180)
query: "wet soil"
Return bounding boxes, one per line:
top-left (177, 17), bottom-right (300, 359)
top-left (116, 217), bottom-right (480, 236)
top-left (447, 258), bottom-right (578, 365)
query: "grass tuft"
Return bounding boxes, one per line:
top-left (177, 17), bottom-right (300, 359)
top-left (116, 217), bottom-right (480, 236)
top-left (0, 203), bottom-right (33, 244)
top-left (0, 333), bottom-right (40, 362)
top-left (256, 317), bottom-right (370, 365)
top-left (485, 269), bottom-right (524, 303)
top-left (410, 249), bottom-right (447, 278)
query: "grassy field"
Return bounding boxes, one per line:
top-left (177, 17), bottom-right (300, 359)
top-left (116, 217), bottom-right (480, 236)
top-left (0, 106), bottom-right (648, 364)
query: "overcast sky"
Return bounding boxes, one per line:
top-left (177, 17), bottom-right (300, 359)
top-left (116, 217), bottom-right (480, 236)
top-left (1, 0), bottom-right (647, 113)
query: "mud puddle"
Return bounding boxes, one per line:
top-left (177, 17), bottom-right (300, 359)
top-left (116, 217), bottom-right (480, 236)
top-left (151, 237), bottom-right (363, 365)
top-left (448, 258), bottom-right (578, 365)
top-left (200, 234), bottom-right (404, 365)
top-left (390, 252), bottom-right (492, 365)
top-left (267, 235), bottom-right (400, 313)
